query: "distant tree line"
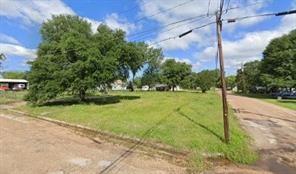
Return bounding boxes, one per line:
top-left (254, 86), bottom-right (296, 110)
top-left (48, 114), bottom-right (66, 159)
top-left (140, 63), bottom-right (219, 93)
top-left (236, 29), bottom-right (296, 93)
top-left (25, 15), bottom-right (220, 104)
top-left (1, 71), bottom-right (28, 79)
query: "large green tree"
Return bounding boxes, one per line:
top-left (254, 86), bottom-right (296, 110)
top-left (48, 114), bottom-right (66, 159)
top-left (226, 75), bottom-right (236, 89)
top-left (236, 60), bottom-right (262, 93)
top-left (27, 15), bottom-right (124, 103)
top-left (180, 72), bottom-right (198, 90)
top-left (119, 42), bottom-right (148, 91)
top-left (161, 59), bottom-right (192, 91)
top-left (260, 29), bottom-right (296, 89)
top-left (141, 47), bottom-right (164, 89)
top-left (196, 69), bottom-right (219, 93)
top-left (120, 43), bottom-right (163, 91)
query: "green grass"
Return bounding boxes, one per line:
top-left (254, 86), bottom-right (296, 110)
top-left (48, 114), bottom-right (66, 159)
top-left (240, 93), bottom-right (296, 110)
top-left (262, 98), bottom-right (296, 110)
top-left (17, 91), bottom-right (257, 164)
top-left (0, 91), bottom-right (27, 104)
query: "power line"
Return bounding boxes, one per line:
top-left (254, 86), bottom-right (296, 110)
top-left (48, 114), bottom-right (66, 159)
top-left (131, 15), bottom-right (214, 41)
top-left (150, 21), bottom-right (215, 46)
top-left (129, 14), bottom-right (210, 39)
top-left (225, 0), bottom-right (231, 13)
top-left (128, 0), bottom-right (264, 41)
top-left (146, 1), bottom-right (268, 46)
top-left (207, 0), bottom-right (212, 16)
top-left (116, 0), bottom-right (150, 15)
top-left (134, 0), bottom-right (196, 23)
top-left (225, 0), bottom-right (265, 12)
top-left (98, 0), bottom-right (272, 45)
top-left (224, 9), bottom-right (296, 23)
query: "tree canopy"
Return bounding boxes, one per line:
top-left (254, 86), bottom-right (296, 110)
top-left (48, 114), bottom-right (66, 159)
top-left (236, 29), bottom-right (296, 93)
top-left (226, 75), bottom-right (236, 89)
top-left (161, 59), bottom-right (192, 91)
top-left (261, 29), bottom-right (296, 88)
top-left (27, 15), bottom-right (125, 103)
top-left (196, 69), bottom-right (219, 93)
top-left (27, 15), bottom-right (164, 103)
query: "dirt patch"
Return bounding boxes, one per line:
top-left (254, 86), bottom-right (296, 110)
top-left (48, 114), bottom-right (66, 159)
top-left (0, 111), bottom-right (186, 174)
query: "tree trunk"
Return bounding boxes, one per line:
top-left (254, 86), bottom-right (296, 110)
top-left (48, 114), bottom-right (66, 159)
top-left (79, 90), bottom-right (86, 101)
top-left (130, 74), bottom-right (135, 92)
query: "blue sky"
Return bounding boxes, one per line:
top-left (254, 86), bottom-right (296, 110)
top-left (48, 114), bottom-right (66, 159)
top-left (0, 0), bottom-right (295, 75)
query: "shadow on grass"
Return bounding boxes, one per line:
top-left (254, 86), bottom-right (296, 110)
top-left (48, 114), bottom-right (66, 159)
top-left (278, 100), bottom-right (296, 104)
top-left (42, 95), bottom-right (140, 106)
top-left (176, 109), bottom-right (224, 142)
top-left (233, 108), bottom-right (296, 123)
top-left (98, 106), bottom-right (178, 174)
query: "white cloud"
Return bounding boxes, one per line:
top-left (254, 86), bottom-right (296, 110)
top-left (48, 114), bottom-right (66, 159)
top-left (104, 13), bottom-right (137, 34)
top-left (197, 9), bottom-right (296, 70)
top-left (84, 18), bottom-right (102, 33)
top-left (0, 0), bottom-right (75, 25)
top-left (164, 56), bottom-right (192, 64)
top-left (0, 33), bottom-right (20, 44)
top-left (0, 43), bottom-right (36, 60)
top-left (0, 0), bottom-right (136, 34)
top-left (138, 0), bottom-right (269, 51)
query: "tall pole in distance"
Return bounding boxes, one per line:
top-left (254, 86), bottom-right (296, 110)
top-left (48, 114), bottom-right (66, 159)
top-left (216, 11), bottom-right (229, 143)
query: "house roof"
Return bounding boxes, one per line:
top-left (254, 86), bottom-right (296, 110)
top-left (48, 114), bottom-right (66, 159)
top-left (0, 79), bottom-right (28, 83)
top-left (155, 84), bottom-right (168, 87)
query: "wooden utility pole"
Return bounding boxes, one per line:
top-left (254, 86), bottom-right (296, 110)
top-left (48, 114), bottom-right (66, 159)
top-left (216, 11), bottom-right (229, 143)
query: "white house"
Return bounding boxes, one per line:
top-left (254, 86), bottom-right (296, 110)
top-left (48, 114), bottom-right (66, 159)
top-left (111, 80), bottom-right (127, 90)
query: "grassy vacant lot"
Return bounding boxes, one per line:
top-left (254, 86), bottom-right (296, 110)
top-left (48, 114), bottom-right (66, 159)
top-left (0, 91), bottom-right (27, 104)
top-left (17, 91), bottom-right (257, 165)
top-left (241, 93), bottom-right (296, 110)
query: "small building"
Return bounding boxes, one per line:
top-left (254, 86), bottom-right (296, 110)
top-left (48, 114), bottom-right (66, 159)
top-left (111, 79), bottom-right (127, 90)
top-left (155, 84), bottom-right (170, 91)
top-left (141, 85), bottom-right (149, 91)
top-left (0, 79), bottom-right (29, 90)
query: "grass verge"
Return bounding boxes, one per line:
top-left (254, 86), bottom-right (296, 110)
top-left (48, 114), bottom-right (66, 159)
top-left (238, 93), bottom-right (296, 110)
top-left (16, 91), bottom-right (257, 165)
top-left (0, 91), bottom-right (27, 104)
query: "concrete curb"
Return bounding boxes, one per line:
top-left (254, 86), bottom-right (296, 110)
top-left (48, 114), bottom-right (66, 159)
top-left (5, 108), bottom-right (189, 162)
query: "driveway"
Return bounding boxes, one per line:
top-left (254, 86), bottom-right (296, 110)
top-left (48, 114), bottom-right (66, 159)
top-left (0, 111), bottom-right (185, 174)
top-left (227, 93), bottom-right (296, 173)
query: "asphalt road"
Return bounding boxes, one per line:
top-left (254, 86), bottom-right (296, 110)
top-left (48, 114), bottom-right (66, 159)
top-left (0, 111), bottom-right (185, 174)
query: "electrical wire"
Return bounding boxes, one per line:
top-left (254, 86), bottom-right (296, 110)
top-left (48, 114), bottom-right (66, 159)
top-left (134, 0), bottom-right (196, 23)
top-left (128, 0), bottom-right (265, 41)
top-left (116, 0), bottom-right (150, 15)
top-left (150, 21), bottom-right (216, 46)
top-left (207, 0), bottom-right (212, 16)
top-left (225, 0), bottom-right (231, 13)
top-left (223, 11), bottom-right (286, 23)
top-left (129, 13), bottom-right (210, 38)
top-left (131, 15), bottom-right (214, 41)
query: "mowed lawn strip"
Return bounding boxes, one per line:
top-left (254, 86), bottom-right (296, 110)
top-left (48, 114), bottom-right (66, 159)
top-left (239, 93), bottom-right (296, 110)
top-left (261, 98), bottom-right (296, 110)
top-left (18, 91), bottom-right (257, 164)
